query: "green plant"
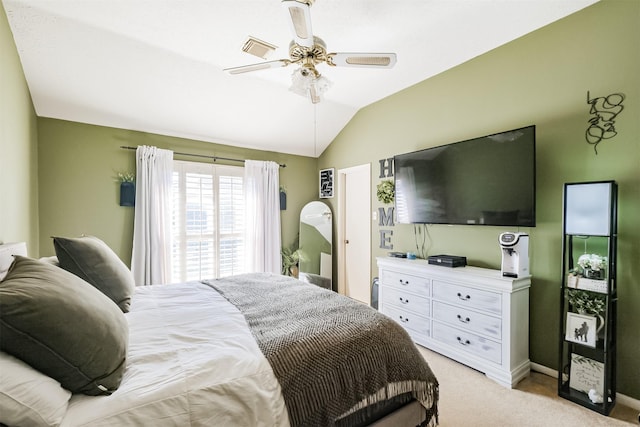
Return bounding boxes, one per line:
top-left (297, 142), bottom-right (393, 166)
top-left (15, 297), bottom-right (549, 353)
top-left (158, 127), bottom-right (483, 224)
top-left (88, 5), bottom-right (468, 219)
top-left (376, 180), bottom-right (395, 204)
top-left (115, 172), bottom-right (135, 183)
top-left (281, 247), bottom-right (301, 276)
top-left (566, 289), bottom-right (606, 317)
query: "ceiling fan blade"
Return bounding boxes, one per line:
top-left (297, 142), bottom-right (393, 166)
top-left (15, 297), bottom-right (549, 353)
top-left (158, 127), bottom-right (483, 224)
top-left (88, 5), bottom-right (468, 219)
top-left (282, 0), bottom-right (314, 48)
top-left (224, 59), bottom-right (290, 75)
top-left (329, 52), bottom-right (397, 68)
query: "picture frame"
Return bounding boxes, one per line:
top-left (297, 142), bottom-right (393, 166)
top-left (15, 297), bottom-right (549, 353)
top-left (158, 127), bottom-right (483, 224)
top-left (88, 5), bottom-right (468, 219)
top-left (319, 168), bottom-right (334, 199)
top-left (565, 312), bottom-right (597, 348)
top-left (569, 353), bottom-right (604, 395)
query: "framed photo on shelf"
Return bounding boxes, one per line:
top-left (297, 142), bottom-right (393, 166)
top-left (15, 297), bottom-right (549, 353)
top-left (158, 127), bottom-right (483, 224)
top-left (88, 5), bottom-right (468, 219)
top-left (570, 353), bottom-right (604, 395)
top-left (565, 312), bottom-right (597, 348)
top-left (319, 168), bottom-right (334, 199)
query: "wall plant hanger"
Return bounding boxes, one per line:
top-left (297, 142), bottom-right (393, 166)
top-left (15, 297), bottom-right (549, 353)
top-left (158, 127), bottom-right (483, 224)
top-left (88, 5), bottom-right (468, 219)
top-left (116, 172), bottom-right (136, 207)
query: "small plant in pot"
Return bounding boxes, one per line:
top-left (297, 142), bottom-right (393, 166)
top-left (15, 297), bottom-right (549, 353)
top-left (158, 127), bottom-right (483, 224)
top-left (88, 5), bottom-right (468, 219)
top-left (281, 246), bottom-right (302, 278)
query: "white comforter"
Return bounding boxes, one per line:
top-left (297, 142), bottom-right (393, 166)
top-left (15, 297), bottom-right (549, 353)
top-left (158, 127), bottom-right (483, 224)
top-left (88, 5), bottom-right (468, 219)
top-left (60, 282), bottom-right (290, 427)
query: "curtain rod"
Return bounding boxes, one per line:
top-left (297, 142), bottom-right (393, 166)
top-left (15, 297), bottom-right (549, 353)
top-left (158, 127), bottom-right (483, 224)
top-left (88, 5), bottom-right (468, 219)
top-left (119, 146), bottom-right (286, 168)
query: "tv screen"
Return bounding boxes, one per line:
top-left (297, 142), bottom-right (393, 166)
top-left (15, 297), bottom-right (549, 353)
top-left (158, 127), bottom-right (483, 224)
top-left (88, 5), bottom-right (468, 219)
top-left (394, 125), bottom-right (536, 227)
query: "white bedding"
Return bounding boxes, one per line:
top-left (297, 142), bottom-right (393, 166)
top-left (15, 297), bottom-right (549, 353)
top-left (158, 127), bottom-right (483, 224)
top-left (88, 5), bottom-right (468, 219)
top-left (60, 282), bottom-right (290, 427)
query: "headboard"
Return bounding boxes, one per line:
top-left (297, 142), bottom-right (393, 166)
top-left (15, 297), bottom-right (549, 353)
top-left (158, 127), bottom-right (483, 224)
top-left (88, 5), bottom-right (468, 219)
top-left (0, 242), bottom-right (27, 281)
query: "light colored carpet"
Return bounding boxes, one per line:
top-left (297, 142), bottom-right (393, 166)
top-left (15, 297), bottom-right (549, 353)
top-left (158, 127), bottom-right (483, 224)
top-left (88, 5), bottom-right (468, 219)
top-left (417, 346), bottom-right (638, 426)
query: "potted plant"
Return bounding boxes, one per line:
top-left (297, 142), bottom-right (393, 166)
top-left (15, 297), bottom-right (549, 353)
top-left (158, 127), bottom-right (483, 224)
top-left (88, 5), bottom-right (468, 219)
top-left (281, 246), bottom-right (301, 278)
top-left (577, 253), bottom-right (607, 279)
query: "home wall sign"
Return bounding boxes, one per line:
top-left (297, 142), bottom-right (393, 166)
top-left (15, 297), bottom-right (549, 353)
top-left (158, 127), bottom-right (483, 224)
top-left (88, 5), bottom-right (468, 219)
top-left (585, 91), bottom-right (625, 154)
top-left (377, 158), bottom-right (395, 250)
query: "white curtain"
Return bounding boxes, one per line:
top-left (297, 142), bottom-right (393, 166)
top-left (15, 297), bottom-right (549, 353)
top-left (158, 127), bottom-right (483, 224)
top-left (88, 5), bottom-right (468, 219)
top-left (131, 146), bottom-right (173, 285)
top-left (244, 160), bottom-right (282, 274)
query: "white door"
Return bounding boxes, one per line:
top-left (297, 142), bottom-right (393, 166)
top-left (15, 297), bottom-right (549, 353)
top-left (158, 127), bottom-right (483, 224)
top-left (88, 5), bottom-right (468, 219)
top-left (337, 164), bottom-right (371, 304)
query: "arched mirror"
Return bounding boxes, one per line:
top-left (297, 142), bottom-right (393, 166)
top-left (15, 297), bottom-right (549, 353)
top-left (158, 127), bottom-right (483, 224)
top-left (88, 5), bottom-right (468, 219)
top-left (298, 201), bottom-right (332, 290)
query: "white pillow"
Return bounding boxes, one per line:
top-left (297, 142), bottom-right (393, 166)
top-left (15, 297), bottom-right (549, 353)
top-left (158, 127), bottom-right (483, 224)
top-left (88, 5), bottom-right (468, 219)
top-left (0, 351), bottom-right (71, 426)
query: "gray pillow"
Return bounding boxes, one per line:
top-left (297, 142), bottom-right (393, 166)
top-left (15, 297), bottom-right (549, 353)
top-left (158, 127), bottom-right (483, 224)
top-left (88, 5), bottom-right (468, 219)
top-left (0, 256), bottom-right (128, 396)
top-left (53, 235), bottom-right (134, 312)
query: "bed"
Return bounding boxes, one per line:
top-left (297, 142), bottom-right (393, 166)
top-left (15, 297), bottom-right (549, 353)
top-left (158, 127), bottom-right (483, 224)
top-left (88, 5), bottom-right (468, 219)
top-left (0, 239), bottom-right (438, 427)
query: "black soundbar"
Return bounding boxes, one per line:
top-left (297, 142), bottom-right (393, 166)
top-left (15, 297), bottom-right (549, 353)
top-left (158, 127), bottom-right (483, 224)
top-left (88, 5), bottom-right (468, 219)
top-left (427, 254), bottom-right (467, 268)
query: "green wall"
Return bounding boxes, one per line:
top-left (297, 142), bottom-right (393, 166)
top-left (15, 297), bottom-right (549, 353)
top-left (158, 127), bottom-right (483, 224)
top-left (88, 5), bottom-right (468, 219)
top-left (319, 0), bottom-right (639, 399)
top-left (0, 4), bottom-right (39, 254)
top-left (37, 118), bottom-right (318, 262)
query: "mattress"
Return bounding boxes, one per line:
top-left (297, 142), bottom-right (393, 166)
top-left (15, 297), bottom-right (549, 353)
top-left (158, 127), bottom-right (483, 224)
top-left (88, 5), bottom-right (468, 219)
top-left (60, 282), bottom-right (290, 426)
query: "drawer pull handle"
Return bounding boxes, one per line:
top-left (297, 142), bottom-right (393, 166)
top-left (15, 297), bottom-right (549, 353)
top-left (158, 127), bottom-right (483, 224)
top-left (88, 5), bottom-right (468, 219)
top-left (457, 314), bottom-right (471, 323)
top-left (399, 297), bottom-right (409, 304)
top-left (399, 315), bottom-right (409, 323)
top-left (399, 279), bottom-right (409, 286)
top-left (456, 337), bottom-right (471, 346)
top-left (457, 292), bottom-right (471, 301)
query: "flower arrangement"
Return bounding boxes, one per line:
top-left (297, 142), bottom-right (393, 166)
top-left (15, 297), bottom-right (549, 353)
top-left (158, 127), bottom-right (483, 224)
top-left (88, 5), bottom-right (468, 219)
top-left (577, 254), bottom-right (607, 271)
top-left (578, 254), bottom-right (606, 271)
top-left (376, 180), bottom-right (395, 204)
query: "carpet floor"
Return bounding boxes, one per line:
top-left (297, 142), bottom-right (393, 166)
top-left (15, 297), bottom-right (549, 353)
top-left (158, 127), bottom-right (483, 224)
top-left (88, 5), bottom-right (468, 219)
top-left (417, 346), bottom-right (638, 426)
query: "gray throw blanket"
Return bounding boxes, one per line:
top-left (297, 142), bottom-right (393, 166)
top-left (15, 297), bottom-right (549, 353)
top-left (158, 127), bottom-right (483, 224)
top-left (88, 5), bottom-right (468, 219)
top-left (203, 273), bottom-right (438, 427)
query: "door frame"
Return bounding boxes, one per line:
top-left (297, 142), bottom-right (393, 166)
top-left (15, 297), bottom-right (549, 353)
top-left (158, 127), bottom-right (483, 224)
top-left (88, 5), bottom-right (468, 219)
top-left (336, 163), bottom-right (371, 296)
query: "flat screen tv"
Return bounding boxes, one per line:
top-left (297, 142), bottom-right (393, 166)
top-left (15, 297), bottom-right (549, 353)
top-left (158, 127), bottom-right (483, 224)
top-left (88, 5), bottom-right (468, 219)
top-left (394, 125), bottom-right (536, 227)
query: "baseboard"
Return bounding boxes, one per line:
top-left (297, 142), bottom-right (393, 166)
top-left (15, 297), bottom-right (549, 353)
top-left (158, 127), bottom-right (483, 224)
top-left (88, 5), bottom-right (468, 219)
top-left (530, 362), bottom-right (640, 412)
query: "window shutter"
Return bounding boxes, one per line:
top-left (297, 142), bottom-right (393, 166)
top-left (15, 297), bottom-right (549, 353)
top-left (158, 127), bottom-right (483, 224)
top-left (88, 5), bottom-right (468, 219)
top-left (171, 161), bottom-right (244, 283)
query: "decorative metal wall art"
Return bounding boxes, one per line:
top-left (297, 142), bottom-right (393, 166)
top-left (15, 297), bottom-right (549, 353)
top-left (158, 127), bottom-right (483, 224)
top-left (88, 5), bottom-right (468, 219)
top-left (586, 91), bottom-right (625, 154)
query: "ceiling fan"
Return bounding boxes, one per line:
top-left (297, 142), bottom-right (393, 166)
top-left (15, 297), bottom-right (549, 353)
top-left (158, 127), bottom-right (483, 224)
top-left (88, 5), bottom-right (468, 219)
top-left (223, 0), bottom-right (397, 103)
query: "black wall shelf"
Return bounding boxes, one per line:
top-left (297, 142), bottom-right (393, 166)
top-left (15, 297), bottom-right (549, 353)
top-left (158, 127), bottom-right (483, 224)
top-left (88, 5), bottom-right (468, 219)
top-left (558, 181), bottom-right (618, 416)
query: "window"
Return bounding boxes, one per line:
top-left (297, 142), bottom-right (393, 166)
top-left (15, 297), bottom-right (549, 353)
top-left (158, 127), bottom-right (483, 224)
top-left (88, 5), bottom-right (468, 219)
top-left (171, 160), bottom-right (245, 283)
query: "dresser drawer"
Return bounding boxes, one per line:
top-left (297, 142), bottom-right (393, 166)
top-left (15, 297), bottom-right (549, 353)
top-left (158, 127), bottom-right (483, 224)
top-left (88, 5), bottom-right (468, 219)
top-left (381, 286), bottom-right (430, 315)
top-left (381, 270), bottom-right (430, 297)
top-left (432, 280), bottom-right (502, 315)
top-left (432, 321), bottom-right (502, 364)
top-left (432, 301), bottom-right (501, 340)
top-left (383, 306), bottom-right (430, 340)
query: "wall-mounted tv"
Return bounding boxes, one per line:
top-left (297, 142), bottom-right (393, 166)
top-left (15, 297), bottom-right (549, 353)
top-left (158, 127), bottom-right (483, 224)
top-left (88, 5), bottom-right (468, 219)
top-left (394, 125), bottom-right (536, 227)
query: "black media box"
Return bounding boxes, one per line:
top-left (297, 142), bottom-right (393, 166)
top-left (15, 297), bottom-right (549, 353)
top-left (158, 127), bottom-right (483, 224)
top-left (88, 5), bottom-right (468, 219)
top-left (427, 254), bottom-right (467, 268)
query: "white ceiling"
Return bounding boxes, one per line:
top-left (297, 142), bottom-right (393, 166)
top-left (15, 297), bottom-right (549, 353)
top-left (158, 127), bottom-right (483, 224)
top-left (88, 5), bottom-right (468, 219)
top-left (4, 0), bottom-right (598, 157)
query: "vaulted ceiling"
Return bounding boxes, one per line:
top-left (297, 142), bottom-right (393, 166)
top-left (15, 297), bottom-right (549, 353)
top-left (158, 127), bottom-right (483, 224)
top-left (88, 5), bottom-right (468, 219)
top-left (4, 0), bottom-right (598, 156)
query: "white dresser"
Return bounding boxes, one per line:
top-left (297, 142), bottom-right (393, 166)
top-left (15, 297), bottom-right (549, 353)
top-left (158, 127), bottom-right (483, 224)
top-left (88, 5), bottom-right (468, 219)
top-left (377, 257), bottom-right (530, 388)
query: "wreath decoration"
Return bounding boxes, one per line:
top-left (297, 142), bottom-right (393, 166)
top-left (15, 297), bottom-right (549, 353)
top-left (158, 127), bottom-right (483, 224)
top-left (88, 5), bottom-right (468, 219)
top-left (376, 180), bottom-right (395, 204)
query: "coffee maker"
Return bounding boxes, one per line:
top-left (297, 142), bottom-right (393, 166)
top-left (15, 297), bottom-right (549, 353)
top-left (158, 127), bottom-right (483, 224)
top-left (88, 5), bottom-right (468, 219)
top-left (499, 232), bottom-right (529, 278)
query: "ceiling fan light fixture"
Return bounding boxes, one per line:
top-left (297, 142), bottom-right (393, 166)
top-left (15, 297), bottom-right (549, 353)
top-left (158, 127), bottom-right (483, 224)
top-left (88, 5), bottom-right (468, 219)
top-left (290, 67), bottom-right (331, 104)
